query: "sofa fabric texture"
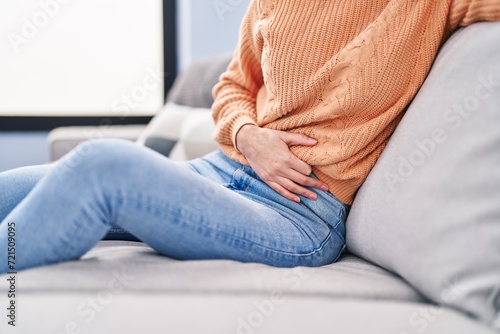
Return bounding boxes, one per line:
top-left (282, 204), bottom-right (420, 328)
top-left (18, 241), bottom-right (423, 302)
top-left (346, 22), bottom-right (500, 326)
top-left (5, 241), bottom-right (496, 334)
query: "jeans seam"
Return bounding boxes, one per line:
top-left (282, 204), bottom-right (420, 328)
top-left (330, 219), bottom-right (346, 243)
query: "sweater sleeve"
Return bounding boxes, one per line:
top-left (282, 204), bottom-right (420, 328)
top-left (448, 0), bottom-right (500, 29)
top-left (211, 0), bottom-right (264, 149)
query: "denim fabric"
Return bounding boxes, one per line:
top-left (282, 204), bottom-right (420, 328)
top-left (0, 139), bottom-right (347, 273)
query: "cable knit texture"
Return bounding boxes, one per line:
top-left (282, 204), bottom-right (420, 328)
top-left (212, 0), bottom-right (500, 204)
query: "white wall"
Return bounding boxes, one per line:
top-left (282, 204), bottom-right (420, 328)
top-left (177, 0), bottom-right (250, 71)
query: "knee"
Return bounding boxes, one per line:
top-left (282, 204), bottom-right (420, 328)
top-left (55, 139), bottom-right (138, 178)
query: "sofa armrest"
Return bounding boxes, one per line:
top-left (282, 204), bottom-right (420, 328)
top-left (47, 125), bottom-right (146, 161)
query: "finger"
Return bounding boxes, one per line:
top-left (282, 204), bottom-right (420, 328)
top-left (280, 132), bottom-right (317, 147)
top-left (262, 168), bottom-right (326, 201)
top-left (285, 169), bottom-right (329, 192)
top-left (276, 177), bottom-right (320, 201)
top-left (267, 181), bottom-right (301, 203)
top-left (286, 157), bottom-right (329, 190)
top-left (277, 174), bottom-right (321, 200)
top-left (287, 155), bottom-right (313, 176)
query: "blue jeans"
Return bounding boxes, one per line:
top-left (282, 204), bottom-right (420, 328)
top-left (0, 139), bottom-right (347, 273)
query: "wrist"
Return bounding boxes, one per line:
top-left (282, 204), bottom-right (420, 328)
top-left (235, 124), bottom-right (258, 153)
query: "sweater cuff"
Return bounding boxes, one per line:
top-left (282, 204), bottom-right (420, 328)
top-left (230, 114), bottom-right (257, 151)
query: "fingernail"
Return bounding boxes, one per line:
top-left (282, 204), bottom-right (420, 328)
top-left (294, 197), bottom-right (301, 203)
top-left (309, 194), bottom-right (317, 200)
top-left (321, 185), bottom-right (328, 191)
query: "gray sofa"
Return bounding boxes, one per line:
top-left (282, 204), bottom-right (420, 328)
top-left (3, 22), bottom-right (499, 334)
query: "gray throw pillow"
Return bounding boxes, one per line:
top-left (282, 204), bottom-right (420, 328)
top-left (346, 21), bottom-right (500, 328)
top-left (167, 54), bottom-right (233, 109)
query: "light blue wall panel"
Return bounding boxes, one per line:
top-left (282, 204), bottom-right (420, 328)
top-left (177, 0), bottom-right (250, 70)
top-left (0, 132), bottom-right (49, 172)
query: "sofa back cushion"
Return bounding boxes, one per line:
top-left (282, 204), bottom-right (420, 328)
top-left (346, 21), bottom-right (500, 327)
top-left (138, 54), bottom-right (232, 158)
top-left (136, 102), bottom-right (219, 160)
top-left (167, 54), bottom-right (233, 109)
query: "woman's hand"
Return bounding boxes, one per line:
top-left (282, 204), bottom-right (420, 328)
top-left (236, 125), bottom-right (328, 202)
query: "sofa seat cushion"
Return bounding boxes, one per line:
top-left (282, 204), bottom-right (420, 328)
top-left (16, 241), bottom-right (424, 303)
top-left (4, 295), bottom-right (496, 334)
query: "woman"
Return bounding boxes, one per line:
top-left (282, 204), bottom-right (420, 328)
top-left (1, 0), bottom-right (498, 274)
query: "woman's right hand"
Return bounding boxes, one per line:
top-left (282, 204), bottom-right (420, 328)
top-left (235, 124), bottom-right (329, 203)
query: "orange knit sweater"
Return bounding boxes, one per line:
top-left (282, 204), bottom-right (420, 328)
top-left (212, 0), bottom-right (500, 205)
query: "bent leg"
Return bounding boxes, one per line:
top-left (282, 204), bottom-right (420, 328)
top-left (0, 139), bottom-right (345, 273)
top-left (0, 164), bottom-right (137, 241)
